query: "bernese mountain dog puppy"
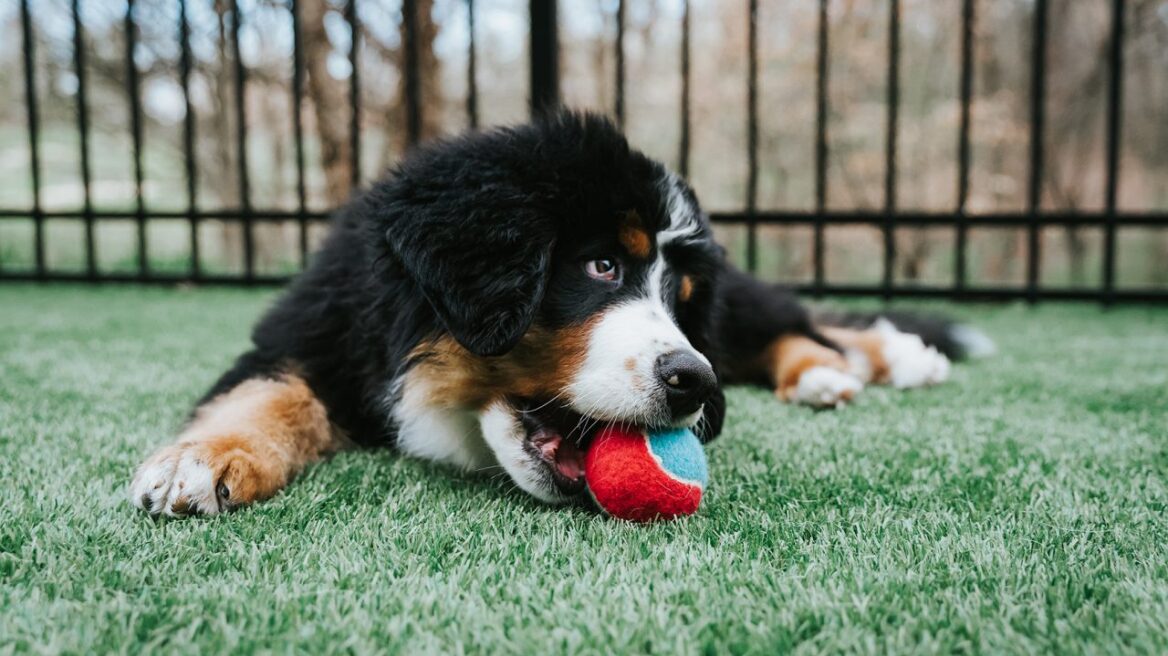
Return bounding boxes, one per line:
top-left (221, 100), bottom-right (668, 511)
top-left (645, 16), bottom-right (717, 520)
top-left (131, 112), bottom-right (990, 516)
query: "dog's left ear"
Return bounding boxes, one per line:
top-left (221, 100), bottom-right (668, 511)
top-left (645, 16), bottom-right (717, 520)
top-left (375, 176), bottom-right (557, 358)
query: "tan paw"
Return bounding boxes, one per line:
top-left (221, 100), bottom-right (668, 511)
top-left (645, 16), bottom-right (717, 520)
top-left (129, 436), bottom-right (277, 518)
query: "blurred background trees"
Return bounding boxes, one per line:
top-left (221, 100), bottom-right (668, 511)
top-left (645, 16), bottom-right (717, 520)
top-left (0, 0), bottom-right (1165, 287)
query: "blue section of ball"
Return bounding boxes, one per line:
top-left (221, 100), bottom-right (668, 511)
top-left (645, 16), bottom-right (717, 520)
top-left (647, 428), bottom-right (708, 487)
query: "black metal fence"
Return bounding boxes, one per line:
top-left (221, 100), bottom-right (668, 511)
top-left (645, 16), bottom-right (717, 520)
top-left (4, 0), bottom-right (1166, 303)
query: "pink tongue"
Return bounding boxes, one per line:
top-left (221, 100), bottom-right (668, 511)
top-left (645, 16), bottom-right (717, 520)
top-left (533, 429), bottom-right (586, 481)
top-left (554, 439), bottom-right (586, 480)
top-left (536, 434), bottom-right (561, 460)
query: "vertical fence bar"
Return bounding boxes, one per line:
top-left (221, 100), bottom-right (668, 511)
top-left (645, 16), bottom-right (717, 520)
top-left (230, 0), bottom-right (254, 282)
top-left (882, 0), bottom-right (899, 299)
top-left (813, 0), bottom-right (829, 296)
top-left (1102, 0), bottom-right (1125, 305)
top-left (402, 0), bottom-right (421, 147)
top-left (291, 0), bottom-right (309, 267)
top-left (18, 0), bottom-right (42, 278)
top-left (678, 0), bottom-right (690, 178)
top-left (955, 0), bottom-right (974, 295)
top-left (1026, 0), bottom-right (1047, 303)
top-left (347, 0), bottom-right (362, 180)
top-left (466, 0), bottom-right (478, 129)
top-left (72, 0), bottom-right (95, 278)
top-left (126, 0), bottom-right (148, 278)
top-left (529, 0), bottom-right (558, 116)
top-left (615, 0), bottom-right (625, 128)
top-left (179, 0), bottom-right (200, 279)
top-left (745, 0), bottom-right (758, 273)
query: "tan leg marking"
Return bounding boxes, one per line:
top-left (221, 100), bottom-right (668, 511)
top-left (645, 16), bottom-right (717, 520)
top-left (820, 326), bottom-right (890, 384)
top-left (753, 335), bottom-right (863, 407)
top-left (763, 335), bottom-right (847, 400)
top-left (130, 374), bottom-right (343, 517)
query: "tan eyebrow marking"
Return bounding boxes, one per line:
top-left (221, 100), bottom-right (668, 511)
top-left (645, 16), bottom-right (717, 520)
top-left (678, 275), bottom-right (694, 302)
top-left (617, 210), bottom-right (652, 260)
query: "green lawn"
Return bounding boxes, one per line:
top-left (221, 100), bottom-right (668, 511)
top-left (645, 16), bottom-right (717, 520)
top-left (1, 285), bottom-right (1166, 654)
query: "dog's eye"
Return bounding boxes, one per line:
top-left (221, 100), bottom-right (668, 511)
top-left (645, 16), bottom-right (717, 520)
top-left (584, 258), bottom-right (621, 283)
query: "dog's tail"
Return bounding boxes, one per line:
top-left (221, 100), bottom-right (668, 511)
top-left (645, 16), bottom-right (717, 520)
top-left (812, 308), bottom-right (996, 361)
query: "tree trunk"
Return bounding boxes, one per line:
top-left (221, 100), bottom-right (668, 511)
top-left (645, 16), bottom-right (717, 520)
top-left (212, 0), bottom-right (241, 267)
top-left (302, 0), bottom-right (354, 207)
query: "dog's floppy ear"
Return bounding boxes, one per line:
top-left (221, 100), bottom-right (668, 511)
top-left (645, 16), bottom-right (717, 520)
top-left (376, 173), bottom-right (557, 358)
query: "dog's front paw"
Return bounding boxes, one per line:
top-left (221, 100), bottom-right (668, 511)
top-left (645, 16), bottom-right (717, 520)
top-left (130, 436), bottom-right (277, 518)
top-left (783, 366), bottom-right (864, 408)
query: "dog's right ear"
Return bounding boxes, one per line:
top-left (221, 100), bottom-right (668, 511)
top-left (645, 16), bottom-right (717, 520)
top-left (370, 156), bottom-right (558, 358)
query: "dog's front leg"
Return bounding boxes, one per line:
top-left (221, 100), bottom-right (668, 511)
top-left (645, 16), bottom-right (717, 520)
top-left (130, 373), bottom-right (343, 517)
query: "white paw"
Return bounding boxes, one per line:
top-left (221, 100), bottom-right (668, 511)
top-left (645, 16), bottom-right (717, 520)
top-left (844, 348), bottom-right (874, 383)
top-left (875, 319), bottom-right (952, 389)
top-left (792, 366), bottom-right (864, 408)
top-left (130, 444), bottom-right (223, 517)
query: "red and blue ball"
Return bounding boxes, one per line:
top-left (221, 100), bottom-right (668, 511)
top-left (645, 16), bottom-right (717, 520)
top-left (584, 424), bottom-right (709, 522)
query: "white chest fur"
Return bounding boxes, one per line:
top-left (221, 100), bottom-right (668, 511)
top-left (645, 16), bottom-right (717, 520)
top-left (388, 371), bottom-right (497, 471)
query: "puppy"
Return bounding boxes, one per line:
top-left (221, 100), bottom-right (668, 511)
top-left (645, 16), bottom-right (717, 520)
top-left (131, 112), bottom-right (984, 516)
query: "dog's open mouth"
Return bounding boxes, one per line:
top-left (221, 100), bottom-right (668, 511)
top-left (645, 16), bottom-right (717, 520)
top-left (517, 401), bottom-right (606, 496)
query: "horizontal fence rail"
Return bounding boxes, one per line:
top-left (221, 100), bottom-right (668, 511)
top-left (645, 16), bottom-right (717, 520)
top-left (4, 0), bottom-right (1165, 303)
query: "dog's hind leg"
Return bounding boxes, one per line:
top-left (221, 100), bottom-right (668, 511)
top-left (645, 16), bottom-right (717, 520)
top-left (762, 335), bottom-right (864, 408)
top-left (714, 266), bottom-right (863, 408)
top-left (130, 372), bottom-right (344, 517)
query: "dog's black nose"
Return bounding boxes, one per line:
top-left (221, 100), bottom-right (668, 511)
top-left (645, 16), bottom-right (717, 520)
top-left (655, 350), bottom-right (717, 417)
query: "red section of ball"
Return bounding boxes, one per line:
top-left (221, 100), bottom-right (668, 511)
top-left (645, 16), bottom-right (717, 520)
top-left (584, 424), bottom-right (702, 522)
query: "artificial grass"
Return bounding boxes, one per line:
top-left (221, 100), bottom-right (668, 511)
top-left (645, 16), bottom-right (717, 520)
top-left (1, 284), bottom-right (1166, 654)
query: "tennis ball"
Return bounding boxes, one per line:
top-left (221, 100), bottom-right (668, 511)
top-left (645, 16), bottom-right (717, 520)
top-left (584, 424), bottom-right (708, 522)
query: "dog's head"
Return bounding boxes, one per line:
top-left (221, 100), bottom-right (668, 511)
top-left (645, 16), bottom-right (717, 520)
top-left (374, 111), bottom-right (725, 503)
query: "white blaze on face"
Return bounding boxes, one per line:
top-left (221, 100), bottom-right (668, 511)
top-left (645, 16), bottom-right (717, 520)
top-left (566, 217), bottom-right (710, 427)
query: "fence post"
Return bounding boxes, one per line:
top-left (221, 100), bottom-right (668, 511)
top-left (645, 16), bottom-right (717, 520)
top-left (19, 0), bottom-right (42, 279)
top-left (813, 0), bottom-right (829, 297)
top-left (1026, 0), bottom-right (1048, 304)
top-left (530, 0), bottom-right (559, 117)
top-left (402, 0), bottom-right (420, 148)
top-left (1101, 0), bottom-right (1125, 306)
